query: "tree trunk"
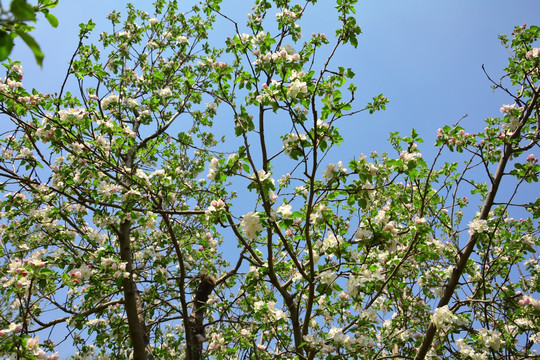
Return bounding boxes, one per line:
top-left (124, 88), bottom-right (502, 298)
top-left (118, 219), bottom-right (153, 360)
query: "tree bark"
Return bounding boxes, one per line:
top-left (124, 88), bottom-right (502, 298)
top-left (118, 219), bottom-right (154, 360)
top-left (187, 273), bottom-right (216, 360)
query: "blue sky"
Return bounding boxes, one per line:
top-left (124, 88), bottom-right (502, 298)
top-left (11, 0), bottom-right (540, 160)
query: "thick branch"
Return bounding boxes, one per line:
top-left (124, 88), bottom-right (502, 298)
top-left (414, 86), bottom-right (540, 360)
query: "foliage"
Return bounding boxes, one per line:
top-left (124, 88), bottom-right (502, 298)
top-left (0, 1), bottom-right (538, 359)
top-left (0, 0), bottom-right (59, 66)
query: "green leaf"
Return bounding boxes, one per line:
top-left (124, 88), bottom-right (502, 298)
top-left (16, 30), bottom-right (43, 66)
top-left (39, 0), bottom-right (59, 7)
top-left (10, 0), bottom-right (36, 21)
top-left (0, 30), bottom-right (15, 61)
top-left (44, 12), bottom-right (59, 28)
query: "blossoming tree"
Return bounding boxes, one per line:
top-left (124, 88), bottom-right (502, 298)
top-left (0, 0), bottom-right (539, 359)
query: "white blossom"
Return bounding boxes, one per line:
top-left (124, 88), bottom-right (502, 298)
top-left (101, 94), bottom-right (119, 110)
top-left (468, 218), bottom-right (489, 236)
top-left (276, 203), bottom-right (292, 217)
top-left (322, 161), bottom-right (346, 181)
top-left (526, 48), bottom-right (540, 59)
top-left (156, 87), bottom-right (173, 98)
top-left (287, 79), bottom-right (307, 98)
top-left (432, 305), bottom-right (467, 331)
top-left (240, 212), bottom-right (263, 239)
top-left (206, 102), bottom-right (217, 111)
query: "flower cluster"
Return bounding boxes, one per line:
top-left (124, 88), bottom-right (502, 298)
top-left (101, 94), bottom-right (119, 109)
top-left (2, 255), bottom-right (46, 290)
top-left (156, 87), bottom-right (172, 98)
top-left (0, 76), bottom-right (23, 91)
top-left (58, 108), bottom-right (87, 124)
top-left (499, 103), bottom-right (522, 114)
top-left (519, 295), bottom-right (540, 309)
top-left (316, 233), bottom-right (341, 253)
top-left (399, 150), bottom-right (422, 165)
top-left (282, 133), bottom-right (306, 155)
top-left (0, 325), bottom-right (59, 359)
top-left (525, 48), bottom-right (540, 59)
top-left (70, 263), bottom-right (95, 285)
top-left (207, 157), bottom-right (219, 180)
top-left (249, 169), bottom-right (272, 183)
top-left (0, 323), bottom-right (22, 336)
top-left (287, 79), bottom-right (308, 98)
top-left (456, 329), bottom-right (501, 360)
top-left (206, 198), bottom-right (225, 215)
top-left (326, 327), bottom-right (353, 348)
top-left (254, 79), bottom-right (283, 104)
top-left (276, 203), bottom-right (292, 217)
top-left (276, 8), bottom-right (298, 22)
top-left (432, 305), bottom-right (467, 331)
top-left (468, 218), bottom-right (489, 236)
top-left (252, 47), bottom-right (301, 65)
top-left (240, 212), bottom-right (263, 239)
top-left (346, 266), bottom-right (384, 297)
top-left (253, 300), bottom-right (288, 321)
top-left (322, 161), bottom-right (346, 181)
top-left (100, 258), bottom-right (130, 279)
top-left (456, 339), bottom-right (488, 360)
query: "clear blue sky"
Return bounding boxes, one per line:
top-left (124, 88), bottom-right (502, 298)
top-left (11, 0), bottom-right (540, 258)
top-left (11, 0), bottom-right (540, 159)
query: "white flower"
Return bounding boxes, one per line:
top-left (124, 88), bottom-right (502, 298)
top-left (500, 103), bottom-right (523, 114)
top-left (156, 87), bottom-right (173, 98)
top-left (240, 212), bottom-right (263, 239)
top-left (400, 151), bottom-right (422, 164)
top-left (309, 204), bottom-right (326, 224)
top-left (373, 209), bottom-right (389, 226)
top-left (249, 169), bottom-right (271, 182)
top-left (367, 163), bottom-right (378, 175)
top-left (282, 133), bottom-right (306, 155)
top-left (123, 98), bottom-right (138, 108)
top-left (101, 94), bottom-right (119, 110)
top-left (468, 218), bottom-right (489, 236)
top-left (319, 233), bottom-right (340, 253)
top-left (322, 161), bottom-right (346, 181)
top-left (276, 203), bottom-right (292, 217)
top-left (327, 327), bottom-right (347, 342)
top-left (355, 226), bottom-right (372, 240)
top-left (362, 181), bottom-right (376, 199)
top-left (278, 173), bottom-right (290, 186)
top-left (11, 64), bottom-right (22, 75)
top-left (346, 275), bottom-right (363, 296)
top-left (526, 48), bottom-right (540, 59)
top-left (319, 269), bottom-right (337, 285)
top-left (59, 108), bottom-right (86, 123)
top-left (16, 147), bottom-right (34, 159)
top-left (206, 102), bottom-right (217, 111)
top-left (457, 338), bottom-right (488, 360)
top-left (253, 300), bottom-right (265, 311)
top-left (432, 305), bottom-right (466, 331)
top-left (149, 18), bottom-right (158, 26)
top-left (206, 169), bottom-right (216, 180)
top-left (287, 79), bottom-right (308, 98)
top-left (177, 35), bottom-right (189, 44)
top-left (477, 328), bottom-right (501, 351)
